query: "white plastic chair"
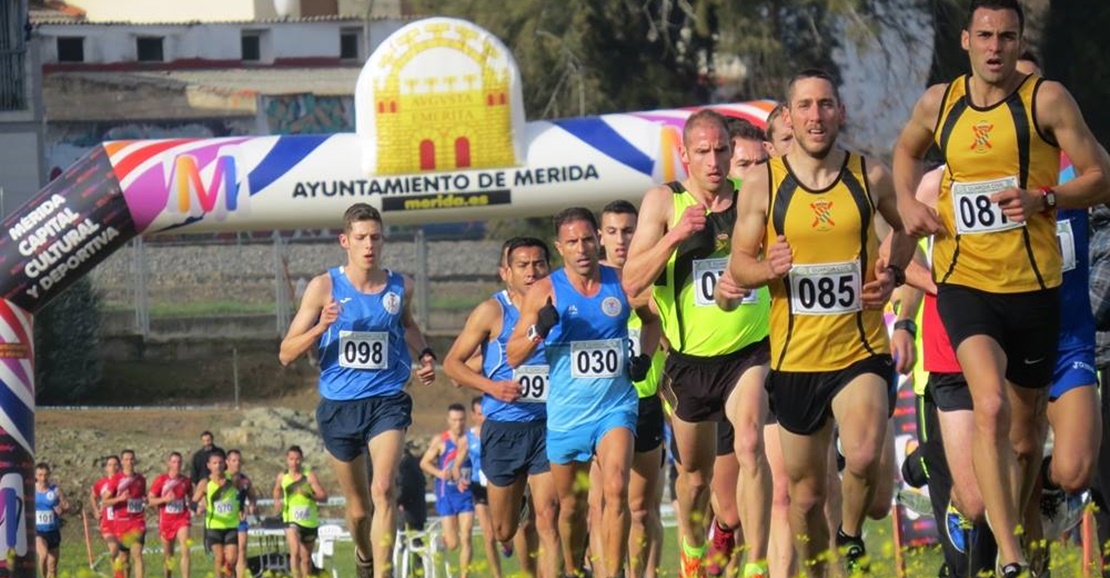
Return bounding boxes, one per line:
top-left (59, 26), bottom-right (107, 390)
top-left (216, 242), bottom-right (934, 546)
top-left (393, 517), bottom-right (451, 578)
top-left (312, 523), bottom-right (350, 578)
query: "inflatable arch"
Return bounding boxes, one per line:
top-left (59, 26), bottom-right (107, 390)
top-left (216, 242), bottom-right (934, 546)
top-left (0, 17), bottom-right (772, 572)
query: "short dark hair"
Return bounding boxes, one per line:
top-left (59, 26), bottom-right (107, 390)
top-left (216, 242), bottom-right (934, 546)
top-left (727, 118), bottom-right (766, 143)
top-left (168, 451), bottom-right (182, 460)
top-left (227, 449), bottom-right (241, 459)
top-left (785, 68), bottom-right (841, 106)
top-left (104, 455), bottom-right (120, 467)
top-left (967, 0), bottom-right (1024, 32)
top-left (343, 203), bottom-right (382, 232)
top-left (208, 448), bottom-right (227, 461)
top-left (35, 462), bottom-right (49, 472)
top-left (448, 403), bottom-right (466, 413)
top-left (121, 449), bottom-right (135, 459)
top-left (601, 200), bottom-right (638, 218)
top-left (471, 396), bottom-right (482, 408)
top-left (553, 207), bottom-right (599, 235)
top-left (765, 104), bottom-right (786, 141)
top-left (287, 445), bottom-right (303, 456)
top-left (1019, 49), bottom-right (1039, 67)
top-left (501, 237), bottom-right (550, 267)
top-left (200, 431), bottom-right (213, 439)
top-left (682, 109), bottom-right (730, 146)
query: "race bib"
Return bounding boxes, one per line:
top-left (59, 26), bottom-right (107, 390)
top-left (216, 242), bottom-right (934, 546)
top-left (105, 508), bottom-right (116, 521)
top-left (127, 499), bottom-right (144, 514)
top-left (165, 500), bottom-right (185, 515)
top-left (338, 330), bottom-right (388, 370)
top-left (1057, 219), bottom-right (1077, 273)
top-left (692, 258), bottom-right (758, 307)
top-left (788, 261), bottom-right (862, 316)
top-left (513, 365), bottom-right (550, 403)
top-left (291, 506), bottom-right (311, 522)
top-left (570, 339), bottom-right (624, 379)
top-left (628, 327), bottom-right (642, 358)
top-left (214, 501), bottom-right (233, 515)
top-left (951, 177), bottom-right (1025, 235)
top-left (36, 510), bottom-right (54, 526)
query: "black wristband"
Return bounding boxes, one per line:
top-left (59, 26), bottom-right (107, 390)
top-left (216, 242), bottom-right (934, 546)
top-left (893, 319), bottom-right (917, 338)
top-left (886, 265), bottom-right (906, 288)
top-left (419, 347), bottom-right (437, 361)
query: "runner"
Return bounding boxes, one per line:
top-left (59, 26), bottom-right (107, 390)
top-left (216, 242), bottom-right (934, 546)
top-left (467, 396), bottom-right (508, 578)
top-left (443, 236), bottom-right (561, 578)
top-left (893, 1), bottom-right (1110, 573)
top-left (727, 68), bottom-right (916, 576)
top-left (508, 207), bottom-right (658, 578)
top-left (195, 449), bottom-right (241, 578)
top-left (421, 403), bottom-right (476, 578)
top-left (104, 449), bottom-right (147, 578)
top-left (280, 202), bottom-right (437, 578)
top-left (91, 455), bottom-right (122, 576)
top-left (148, 452), bottom-right (193, 578)
top-left (763, 105), bottom-right (793, 158)
top-left (623, 108), bottom-right (772, 578)
top-left (274, 445), bottom-right (328, 578)
top-left (34, 462), bottom-right (68, 578)
top-left (227, 449), bottom-right (258, 578)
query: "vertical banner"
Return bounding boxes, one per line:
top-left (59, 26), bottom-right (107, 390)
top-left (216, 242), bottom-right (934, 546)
top-left (0, 300), bottom-right (33, 577)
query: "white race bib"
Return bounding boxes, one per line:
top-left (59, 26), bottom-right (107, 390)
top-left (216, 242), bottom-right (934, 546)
top-left (338, 330), bottom-right (388, 370)
top-left (570, 339), bottom-right (625, 379)
top-left (127, 499), bottom-right (144, 514)
top-left (691, 257), bottom-right (757, 307)
top-left (951, 176), bottom-right (1025, 235)
top-left (214, 501), bottom-right (233, 515)
top-left (513, 365), bottom-right (549, 403)
top-left (291, 505), bottom-right (311, 522)
top-left (1057, 219), bottom-right (1077, 273)
top-left (628, 327), bottom-right (641, 358)
top-left (165, 500), bottom-right (185, 515)
top-left (788, 261), bottom-right (862, 316)
top-left (36, 510), bottom-right (54, 526)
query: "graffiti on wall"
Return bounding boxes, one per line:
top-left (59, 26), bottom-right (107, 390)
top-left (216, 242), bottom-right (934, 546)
top-left (264, 95), bottom-right (354, 135)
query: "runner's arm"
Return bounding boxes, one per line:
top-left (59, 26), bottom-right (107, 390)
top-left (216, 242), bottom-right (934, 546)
top-left (506, 277), bottom-right (555, 367)
top-left (55, 487), bottom-right (69, 514)
top-left (634, 303), bottom-right (661, 358)
top-left (191, 480), bottom-right (207, 511)
top-left (728, 165), bottom-right (774, 288)
top-left (869, 159), bottom-right (916, 271)
top-left (271, 474), bottom-right (283, 514)
top-left (444, 300), bottom-right (507, 395)
top-left (892, 84), bottom-right (946, 207)
top-left (419, 439), bottom-right (447, 480)
top-left (1038, 81), bottom-right (1110, 208)
top-left (306, 471), bottom-right (327, 502)
top-left (279, 274), bottom-right (332, 366)
top-left (622, 186), bottom-right (680, 298)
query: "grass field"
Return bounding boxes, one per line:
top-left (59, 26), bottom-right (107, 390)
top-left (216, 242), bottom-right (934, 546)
top-left (43, 515), bottom-right (1100, 578)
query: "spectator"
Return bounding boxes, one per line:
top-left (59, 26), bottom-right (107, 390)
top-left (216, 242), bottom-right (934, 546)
top-left (191, 431), bottom-right (224, 484)
top-left (1088, 203), bottom-right (1110, 577)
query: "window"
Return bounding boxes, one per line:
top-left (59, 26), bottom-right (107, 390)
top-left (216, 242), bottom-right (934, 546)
top-left (56, 37), bottom-right (85, 63)
top-left (340, 29), bottom-right (360, 60)
top-left (241, 32), bottom-right (261, 62)
top-left (0, 0), bottom-right (26, 111)
top-left (136, 37), bottom-right (164, 62)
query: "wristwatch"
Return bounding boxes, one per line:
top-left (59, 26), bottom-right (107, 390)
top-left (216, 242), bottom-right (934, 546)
top-left (526, 324), bottom-right (544, 344)
top-left (419, 347), bottom-right (437, 362)
top-left (886, 265), bottom-right (906, 288)
top-left (1040, 187), bottom-right (1058, 212)
top-left (893, 319), bottom-right (917, 339)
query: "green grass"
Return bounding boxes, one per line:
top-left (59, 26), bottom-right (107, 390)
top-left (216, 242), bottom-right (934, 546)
top-left (45, 518), bottom-right (1100, 578)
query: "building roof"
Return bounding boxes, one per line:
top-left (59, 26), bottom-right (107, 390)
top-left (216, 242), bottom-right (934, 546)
top-left (28, 0), bottom-right (85, 23)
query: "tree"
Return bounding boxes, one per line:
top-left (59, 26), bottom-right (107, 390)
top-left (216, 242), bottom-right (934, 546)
top-left (34, 277), bottom-right (103, 403)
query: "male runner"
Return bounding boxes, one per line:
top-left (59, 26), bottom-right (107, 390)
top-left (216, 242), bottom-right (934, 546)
top-left (421, 403), bottom-right (476, 577)
top-left (34, 462), bottom-right (69, 578)
top-left (893, 1), bottom-right (1110, 573)
top-left (105, 449), bottom-right (147, 578)
top-left (728, 68), bottom-right (916, 576)
top-left (227, 449), bottom-right (257, 578)
top-left (508, 207), bottom-right (657, 578)
top-left (593, 200), bottom-right (666, 577)
top-left (92, 455), bottom-right (122, 574)
top-left (624, 108), bottom-right (772, 578)
top-left (148, 452), bottom-right (193, 578)
top-left (764, 105), bottom-right (793, 158)
top-left (195, 449), bottom-right (240, 578)
top-left (274, 445), bottom-right (327, 578)
top-left (280, 202), bottom-right (436, 578)
top-left (467, 396), bottom-right (507, 578)
top-left (443, 236), bottom-right (561, 578)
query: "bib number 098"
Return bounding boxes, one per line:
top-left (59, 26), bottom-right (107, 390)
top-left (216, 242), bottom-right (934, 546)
top-left (338, 331), bottom-right (388, 370)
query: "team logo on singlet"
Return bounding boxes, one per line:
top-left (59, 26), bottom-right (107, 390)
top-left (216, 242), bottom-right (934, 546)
top-left (601, 296), bottom-right (622, 317)
top-left (970, 121), bottom-right (994, 153)
top-left (714, 233), bottom-right (729, 253)
top-left (46, 491), bottom-right (55, 501)
top-left (810, 200), bottom-right (835, 231)
top-left (382, 291), bottom-right (401, 315)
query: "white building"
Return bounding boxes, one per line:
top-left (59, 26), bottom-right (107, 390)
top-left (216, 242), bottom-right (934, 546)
top-left (0, 0), bottom-right (46, 216)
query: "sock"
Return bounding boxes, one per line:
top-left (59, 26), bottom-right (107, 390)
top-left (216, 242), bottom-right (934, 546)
top-left (743, 561), bottom-right (770, 577)
top-left (682, 537), bottom-right (707, 558)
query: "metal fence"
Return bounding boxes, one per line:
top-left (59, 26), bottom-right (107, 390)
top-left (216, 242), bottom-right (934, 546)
top-left (89, 231), bottom-right (503, 339)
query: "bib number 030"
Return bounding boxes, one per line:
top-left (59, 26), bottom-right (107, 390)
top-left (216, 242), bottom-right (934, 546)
top-left (789, 262), bottom-right (861, 315)
top-left (338, 330), bottom-right (388, 370)
top-left (570, 339), bottom-right (624, 379)
top-left (513, 365), bottom-right (550, 403)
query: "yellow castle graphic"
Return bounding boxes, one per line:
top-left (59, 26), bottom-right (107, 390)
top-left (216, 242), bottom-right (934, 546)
top-left (371, 21), bottom-right (516, 175)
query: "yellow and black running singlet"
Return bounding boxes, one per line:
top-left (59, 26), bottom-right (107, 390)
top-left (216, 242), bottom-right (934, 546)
top-left (765, 154), bottom-right (888, 372)
top-left (934, 74), bottom-right (1061, 292)
top-left (652, 183), bottom-right (770, 357)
